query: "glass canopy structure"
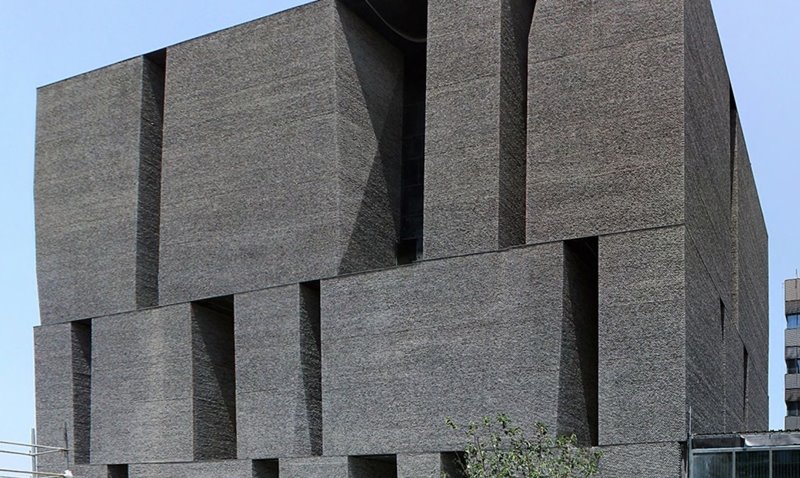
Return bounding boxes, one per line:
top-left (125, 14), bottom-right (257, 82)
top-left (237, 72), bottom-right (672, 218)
top-left (691, 432), bottom-right (800, 478)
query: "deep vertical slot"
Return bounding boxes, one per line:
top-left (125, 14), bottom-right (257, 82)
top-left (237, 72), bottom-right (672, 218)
top-left (71, 321), bottom-right (92, 464)
top-left (300, 281), bottom-right (322, 455)
top-left (136, 49), bottom-right (166, 308)
top-left (729, 86), bottom-right (738, 209)
top-left (720, 299), bottom-right (726, 338)
top-left (498, 0), bottom-right (535, 247)
top-left (107, 464), bottom-right (129, 478)
top-left (397, 29), bottom-right (427, 264)
top-left (559, 237), bottom-right (599, 446)
top-left (191, 295), bottom-right (236, 459)
top-left (743, 346), bottom-right (749, 422)
top-left (729, 85), bottom-right (740, 331)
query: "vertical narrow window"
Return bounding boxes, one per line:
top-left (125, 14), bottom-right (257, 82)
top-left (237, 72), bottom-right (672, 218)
top-left (300, 281), bottom-right (322, 455)
top-left (136, 49), bottom-right (166, 307)
top-left (192, 295), bottom-right (236, 459)
top-left (395, 4), bottom-right (428, 265)
top-left (397, 43), bottom-right (427, 264)
top-left (71, 321), bottom-right (91, 464)
top-left (720, 299), bottom-right (726, 337)
top-left (498, 0), bottom-right (535, 247)
top-left (560, 237), bottom-right (599, 446)
top-left (743, 346), bottom-right (749, 422)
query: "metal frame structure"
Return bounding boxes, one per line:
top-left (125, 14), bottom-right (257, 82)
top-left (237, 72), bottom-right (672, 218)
top-left (690, 443), bottom-right (800, 478)
top-left (0, 434), bottom-right (71, 478)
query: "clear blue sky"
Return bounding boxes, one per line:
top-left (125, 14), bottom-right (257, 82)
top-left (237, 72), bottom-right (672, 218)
top-left (0, 0), bottom-right (797, 473)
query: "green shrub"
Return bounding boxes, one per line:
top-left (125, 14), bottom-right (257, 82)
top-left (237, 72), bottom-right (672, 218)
top-left (444, 414), bottom-right (601, 478)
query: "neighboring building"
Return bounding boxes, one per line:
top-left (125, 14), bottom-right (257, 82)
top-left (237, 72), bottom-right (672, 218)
top-left (32, 1), bottom-right (768, 477)
top-left (690, 431), bottom-right (800, 477)
top-left (786, 279), bottom-right (800, 429)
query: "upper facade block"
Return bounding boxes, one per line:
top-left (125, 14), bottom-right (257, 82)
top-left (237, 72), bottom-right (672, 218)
top-left (158, 0), bottom-right (403, 305)
top-left (35, 56), bottom-right (163, 324)
top-left (526, 0), bottom-right (685, 244)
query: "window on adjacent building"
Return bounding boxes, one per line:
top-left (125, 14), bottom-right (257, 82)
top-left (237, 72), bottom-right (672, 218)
top-left (788, 358), bottom-right (800, 374)
top-left (788, 314), bottom-right (800, 329)
top-left (788, 401), bottom-right (800, 417)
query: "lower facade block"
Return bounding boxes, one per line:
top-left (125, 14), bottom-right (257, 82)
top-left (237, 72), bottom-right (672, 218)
top-left (129, 459), bottom-right (253, 478)
top-left (321, 243), bottom-right (567, 455)
top-left (235, 284), bottom-right (321, 459)
top-left (397, 453), bottom-right (462, 478)
top-left (280, 456), bottom-right (397, 478)
top-left (34, 322), bottom-right (91, 470)
top-left (90, 302), bottom-right (236, 464)
top-left (596, 442), bottom-right (684, 478)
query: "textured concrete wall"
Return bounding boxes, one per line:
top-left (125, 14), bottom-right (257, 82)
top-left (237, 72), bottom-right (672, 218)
top-left (683, 0), bottom-right (769, 434)
top-left (280, 456), bottom-right (351, 478)
top-left (35, 56), bottom-right (162, 324)
top-left (599, 227), bottom-right (686, 445)
top-left (596, 442), bottom-right (684, 478)
top-left (735, 131), bottom-right (769, 430)
top-left (191, 302), bottom-right (237, 459)
top-left (129, 459), bottom-right (253, 478)
top-left (526, 0), bottom-right (684, 243)
top-left (235, 284), bottom-right (321, 459)
top-left (91, 303), bottom-right (236, 463)
top-left (685, 236), bottom-right (727, 434)
top-left (397, 453), bottom-right (462, 478)
top-left (34, 322), bottom-right (91, 470)
top-left (280, 456), bottom-right (396, 478)
top-left (158, 1), bottom-right (403, 304)
top-left (32, 0), bottom-right (770, 475)
top-left (91, 305), bottom-right (194, 464)
top-left (424, 0), bottom-right (534, 258)
top-left (321, 244), bottom-right (566, 455)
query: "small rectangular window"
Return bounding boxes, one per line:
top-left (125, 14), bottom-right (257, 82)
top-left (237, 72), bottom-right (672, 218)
top-left (788, 314), bottom-right (800, 329)
top-left (107, 464), bottom-right (128, 478)
top-left (788, 401), bottom-right (800, 417)
top-left (789, 359), bottom-right (800, 374)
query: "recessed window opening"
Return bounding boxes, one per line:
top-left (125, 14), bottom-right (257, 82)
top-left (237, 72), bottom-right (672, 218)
top-left (135, 49), bottom-right (166, 308)
top-left (252, 459), bottom-right (279, 478)
top-left (560, 236), bottom-right (598, 446)
top-left (107, 464), bottom-right (129, 478)
top-left (788, 314), bottom-right (800, 329)
top-left (349, 455), bottom-right (398, 478)
top-left (299, 281), bottom-right (322, 455)
top-left (788, 358), bottom-right (800, 375)
top-left (743, 347), bottom-right (749, 421)
top-left (788, 401), bottom-right (800, 417)
top-left (71, 321), bottom-right (92, 465)
top-left (337, 0), bottom-right (428, 264)
top-left (191, 295), bottom-right (236, 459)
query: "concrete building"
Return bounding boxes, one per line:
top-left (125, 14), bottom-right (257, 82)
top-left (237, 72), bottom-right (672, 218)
top-left (32, 1), bottom-right (769, 477)
top-left (786, 279), bottom-right (800, 429)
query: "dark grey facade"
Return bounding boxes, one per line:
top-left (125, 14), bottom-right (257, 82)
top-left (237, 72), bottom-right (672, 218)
top-left (33, 1), bottom-right (768, 477)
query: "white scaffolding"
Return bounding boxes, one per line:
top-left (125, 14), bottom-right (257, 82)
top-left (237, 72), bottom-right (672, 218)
top-left (0, 430), bottom-right (72, 478)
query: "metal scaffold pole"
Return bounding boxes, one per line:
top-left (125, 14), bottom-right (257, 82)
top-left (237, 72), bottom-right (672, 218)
top-left (0, 436), bottom-right (72, 478)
